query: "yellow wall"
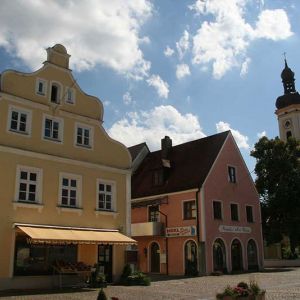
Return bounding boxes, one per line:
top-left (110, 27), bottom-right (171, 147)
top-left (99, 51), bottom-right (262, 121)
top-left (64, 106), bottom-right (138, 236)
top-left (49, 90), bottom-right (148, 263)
top-left (0, 44), bottom-right (131, 283)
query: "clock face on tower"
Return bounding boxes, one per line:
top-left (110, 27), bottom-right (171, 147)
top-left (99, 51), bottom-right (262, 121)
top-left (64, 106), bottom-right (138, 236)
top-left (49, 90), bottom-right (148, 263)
top-left (284, 119), bottom-right (291, 129)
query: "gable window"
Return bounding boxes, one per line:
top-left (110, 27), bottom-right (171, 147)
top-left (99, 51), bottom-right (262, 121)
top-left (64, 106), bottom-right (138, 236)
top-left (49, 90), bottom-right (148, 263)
top-left (97, 180), bottom-right (115, 211)
top-left (43, 115), bottom-right (63, 142)
top-left (15, 166), bottom-right (42, 203)
top-left (75, 124), bottom-right (93, 148)
top-left (50, 83), bottom-right (61, 104)
top-left (65, 87), bottom-right (75, 104)
top-left (231, 203), bottom-right (239, 221)
top-left (246, 205), bottom-right (254, 223)
top-left (213, 201), bottom-right (222, 220)
top-left (59, 173), bottom-right (81, 208)
top-left (8, 107), bottom-right (31, 135)
top-left (148, 205), bottom-right (159, 222)
top-left (228, 166), bottom-right (236, 183)
top-left (36, 79), bottom-right (47, 96)
top-left (183, 200), bottom-right (196, 220)
top-left (153, 169), bottom-right (164, 186)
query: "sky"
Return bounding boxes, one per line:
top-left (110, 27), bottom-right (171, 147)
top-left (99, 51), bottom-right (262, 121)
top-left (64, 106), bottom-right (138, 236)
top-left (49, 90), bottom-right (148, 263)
top-left (0, 0), bottom-right (299, 174)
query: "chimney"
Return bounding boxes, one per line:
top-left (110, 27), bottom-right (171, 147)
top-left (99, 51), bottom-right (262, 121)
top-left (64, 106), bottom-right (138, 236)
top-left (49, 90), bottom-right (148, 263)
top-left (161, 136), bottom-right (172, 159)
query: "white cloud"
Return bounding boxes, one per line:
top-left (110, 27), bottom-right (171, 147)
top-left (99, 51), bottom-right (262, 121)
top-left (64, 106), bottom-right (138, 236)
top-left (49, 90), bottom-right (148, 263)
top-left (240, 57), bottom-right (251, 77)
top-left (216, 121), bottom-right (249, 150)
top-left (176, 30), bottom-right (190, 60)
top-left (0, 0), bottom-right (152, 78)
top-left (176, 64), bottom-right (191, 79)
top-left (123, 92), bottom-right (132, 105)
top-left (257, 130), bottom-right (266, 138)
top-left (108, 105), bottom-right (206, 150)
top-left (103, 100), bottom-right (111, 106)
top-left (164, 46), bottom-right (174, 57)
top-left (254, 9), bottom-right (292, 40)
top-left (146, 75), bottom-right (169, 99)
top-left (190, 0), bottom-right (292, 79)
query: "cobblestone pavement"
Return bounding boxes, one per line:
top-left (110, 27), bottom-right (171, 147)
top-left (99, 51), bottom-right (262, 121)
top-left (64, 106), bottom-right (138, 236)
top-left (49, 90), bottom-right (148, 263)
top-left (1, 268), bottom-right (300, 299)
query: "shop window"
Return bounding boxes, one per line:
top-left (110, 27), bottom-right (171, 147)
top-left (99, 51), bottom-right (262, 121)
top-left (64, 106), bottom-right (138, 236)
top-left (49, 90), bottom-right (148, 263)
top-left (36, 78), bottom-right (47, 96)
top-left (148, 205), bottom-right (159, 222)
top-left (75, 123), bottom-right (93, 148)
top-left (65, 87), bottom-right (75, 104)
top-left (43, 116), bottom-right (63, 142)
top-left (228, 166), bottom-right (236, 183)
top-left (14, 235), bottom-right (77, 276)
top-left (183, 200), bottom-right (196, 220)
top-left (246, 205), bottom-right (254, 223)
top-left (231, 203), bottom-right (239, 221)
top-left (97, 180), bottom-right (115, 211)
top-left (59, 173), bottom-right (82, 208)
top-left (213, 201), bottom-right (222, 220)
top-left (8, 106), bottom-right (31, 135)
top-left (15, 166), bottom-right (42, 203)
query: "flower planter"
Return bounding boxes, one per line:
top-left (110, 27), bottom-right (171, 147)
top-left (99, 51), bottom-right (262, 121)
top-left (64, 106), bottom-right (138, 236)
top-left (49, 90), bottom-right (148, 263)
top-left (217, 294), bottom-right (265, 300)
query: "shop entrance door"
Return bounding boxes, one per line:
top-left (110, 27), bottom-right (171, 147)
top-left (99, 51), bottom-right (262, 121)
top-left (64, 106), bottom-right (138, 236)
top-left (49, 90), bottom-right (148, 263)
top-left (150, 242), bottom-right (160, 273)
top-left (98, 245), bottom-right (113, 282)
top-left (231, 239), bottom-right (243, 272)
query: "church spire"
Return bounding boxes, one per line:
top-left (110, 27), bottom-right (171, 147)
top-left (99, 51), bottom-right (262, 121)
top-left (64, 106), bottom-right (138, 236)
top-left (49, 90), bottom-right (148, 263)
top-left (281, 57), bottom-right (296, 94)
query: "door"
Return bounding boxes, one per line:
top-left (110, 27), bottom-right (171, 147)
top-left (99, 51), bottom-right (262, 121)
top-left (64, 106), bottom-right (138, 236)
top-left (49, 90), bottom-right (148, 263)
top-left (213, 239), bottom-right (226, 272)
top-left (247, 239), bottom-right (258, 270)
top-left (150, 242), bottom-right (160, 273)
top-left (98, 245), bottom-right (113, 282)
top-left (231, 239), bottom-right (243, 272)
top-left (184, 240), bottom-right (198, 276)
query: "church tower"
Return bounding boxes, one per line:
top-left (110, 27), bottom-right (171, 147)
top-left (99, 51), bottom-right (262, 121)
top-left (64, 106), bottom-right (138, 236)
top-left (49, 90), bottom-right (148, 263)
top-left (275, 59), bottom-right (300, 142)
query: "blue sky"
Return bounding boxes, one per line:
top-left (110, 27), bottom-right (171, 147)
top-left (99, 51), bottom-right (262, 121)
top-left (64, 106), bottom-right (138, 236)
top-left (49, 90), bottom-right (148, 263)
top-left (0, 0), bottom-right (299, 173)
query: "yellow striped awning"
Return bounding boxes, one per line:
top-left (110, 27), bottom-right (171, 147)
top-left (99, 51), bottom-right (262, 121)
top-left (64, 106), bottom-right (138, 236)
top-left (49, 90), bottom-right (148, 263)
top-left (16, 225), bottom-right (137, 245)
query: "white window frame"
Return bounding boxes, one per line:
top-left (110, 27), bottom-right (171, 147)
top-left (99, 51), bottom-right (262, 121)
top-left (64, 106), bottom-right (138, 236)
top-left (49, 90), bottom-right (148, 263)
top-left (58, 172), bottom-right (82, 208)
top-left (212, 200), bottom-right (223, 220)
top-left (228, 165), bottom-right (237, 183)
top-left (42, 114), bottom-right (64, 143)
top-left (96, 179), bottom-right (116, 212)
top-left (230, 202), bottom-right (239, 222)
top-left (65, 86), bottom-right (76, 104)
top-left (35, 78), bottom-right (47, 96)
top-left (7, 105), bottom-right (32, 137)
top-left (74, 122), bottom-right (94, 149)
top-left (14, 165), bottom-right (43, 204)
top-left (49, 81), bottom-right (62, 104)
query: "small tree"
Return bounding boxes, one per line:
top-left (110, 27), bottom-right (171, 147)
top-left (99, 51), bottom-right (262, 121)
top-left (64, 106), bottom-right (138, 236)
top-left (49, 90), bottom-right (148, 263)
top-left (251, 136), bottom-right (300, 255)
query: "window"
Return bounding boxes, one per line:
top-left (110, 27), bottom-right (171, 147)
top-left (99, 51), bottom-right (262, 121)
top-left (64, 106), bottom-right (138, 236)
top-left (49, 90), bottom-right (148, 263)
top-left (148, 205), bottom-right (159, 222)
top-left (50, 83), bottom-right (61, 104)
top-left (183, 200), bottom-right (196, 220)
top-left (59, 173), bottom-right (81, 208)
top-left (228, 166), bottom-right (236, 183)
top-left (231, 203), bottom-right (239, 221)
top-left (65, 87), bottom-right (75, 104)
top-left (213, 201), bottom-right (222, 220)
top-left (36, 78), bottom-right (47, 96)
top-left (8, 107), bottom-right (31, 135)
top-left (286, 131), bottom-right (292, 139)
top-left (15, 166), bottom-right (42, 203)
top-left (97, 180), bottom-right (115, 211)
top-left (153, 169), bottom-right (164, 186)
top-left (43, 115), bottom-right (63, 142)
top-left (246, 206), bottom-right (254, 223)
top-left (75, 124), bottom-right (93, 148)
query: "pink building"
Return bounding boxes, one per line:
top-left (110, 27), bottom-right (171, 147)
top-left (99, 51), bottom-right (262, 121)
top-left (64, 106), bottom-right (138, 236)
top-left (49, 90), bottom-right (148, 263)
top-left (129, 131), bottom-right (263, 275)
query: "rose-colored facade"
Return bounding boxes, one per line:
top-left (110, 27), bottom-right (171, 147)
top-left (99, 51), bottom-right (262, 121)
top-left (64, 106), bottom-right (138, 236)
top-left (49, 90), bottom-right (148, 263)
top-left (130, 132), bottom-right (263, 275)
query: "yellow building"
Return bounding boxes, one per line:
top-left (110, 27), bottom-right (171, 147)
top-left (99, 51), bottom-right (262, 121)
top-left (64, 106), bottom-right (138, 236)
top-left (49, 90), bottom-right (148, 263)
top-left (0, 44), bottom-right (135, 289)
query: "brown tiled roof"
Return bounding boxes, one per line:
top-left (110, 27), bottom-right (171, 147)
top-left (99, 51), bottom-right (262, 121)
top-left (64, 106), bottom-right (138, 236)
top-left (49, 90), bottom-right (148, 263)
top-left (131, 131), bottom-right (230, 199)
top-left (128, 142), bottom-right (148, 161)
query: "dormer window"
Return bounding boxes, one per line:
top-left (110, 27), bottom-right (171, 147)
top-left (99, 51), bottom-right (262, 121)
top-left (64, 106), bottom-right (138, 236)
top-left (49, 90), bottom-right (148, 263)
top-left (50, 83), bottom-right (61, 104)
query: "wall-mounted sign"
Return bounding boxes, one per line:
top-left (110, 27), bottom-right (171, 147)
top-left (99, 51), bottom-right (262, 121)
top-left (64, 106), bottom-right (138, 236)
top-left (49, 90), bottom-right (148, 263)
top-left (219, 225), bottom-right (251, 234)
top-left (166, 226), bottom-right (197, 237)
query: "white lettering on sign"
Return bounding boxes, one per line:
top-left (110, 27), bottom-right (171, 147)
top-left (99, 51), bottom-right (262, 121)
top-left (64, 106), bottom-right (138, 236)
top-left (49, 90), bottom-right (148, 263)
top-left (166, 226), bottom-right (197, 237)
top-left (219, 225), bottom-right (251, 234)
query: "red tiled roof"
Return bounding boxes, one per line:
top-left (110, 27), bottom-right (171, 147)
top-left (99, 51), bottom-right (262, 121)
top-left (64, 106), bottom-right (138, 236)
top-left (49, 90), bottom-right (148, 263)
top-left (131, 131), bottom-right (230, 199)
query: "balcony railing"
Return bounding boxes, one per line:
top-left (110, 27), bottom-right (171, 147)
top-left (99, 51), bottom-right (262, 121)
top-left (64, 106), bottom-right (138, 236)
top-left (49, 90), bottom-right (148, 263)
top-left (131, 222), bottom-right (165, 237)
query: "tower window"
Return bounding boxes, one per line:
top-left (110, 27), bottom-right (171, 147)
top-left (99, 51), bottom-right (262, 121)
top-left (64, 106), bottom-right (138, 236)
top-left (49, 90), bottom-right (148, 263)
top-left (286, 131), bottom-right (292, 139)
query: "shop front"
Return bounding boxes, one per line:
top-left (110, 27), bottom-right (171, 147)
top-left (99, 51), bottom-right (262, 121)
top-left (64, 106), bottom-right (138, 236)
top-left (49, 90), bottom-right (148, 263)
top-left (12, 223), bottom-right (136, 288)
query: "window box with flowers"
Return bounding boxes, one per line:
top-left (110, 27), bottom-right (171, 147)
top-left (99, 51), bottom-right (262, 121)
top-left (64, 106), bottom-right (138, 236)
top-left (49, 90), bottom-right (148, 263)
top-left (216, 281), bottom-right (266, 300)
